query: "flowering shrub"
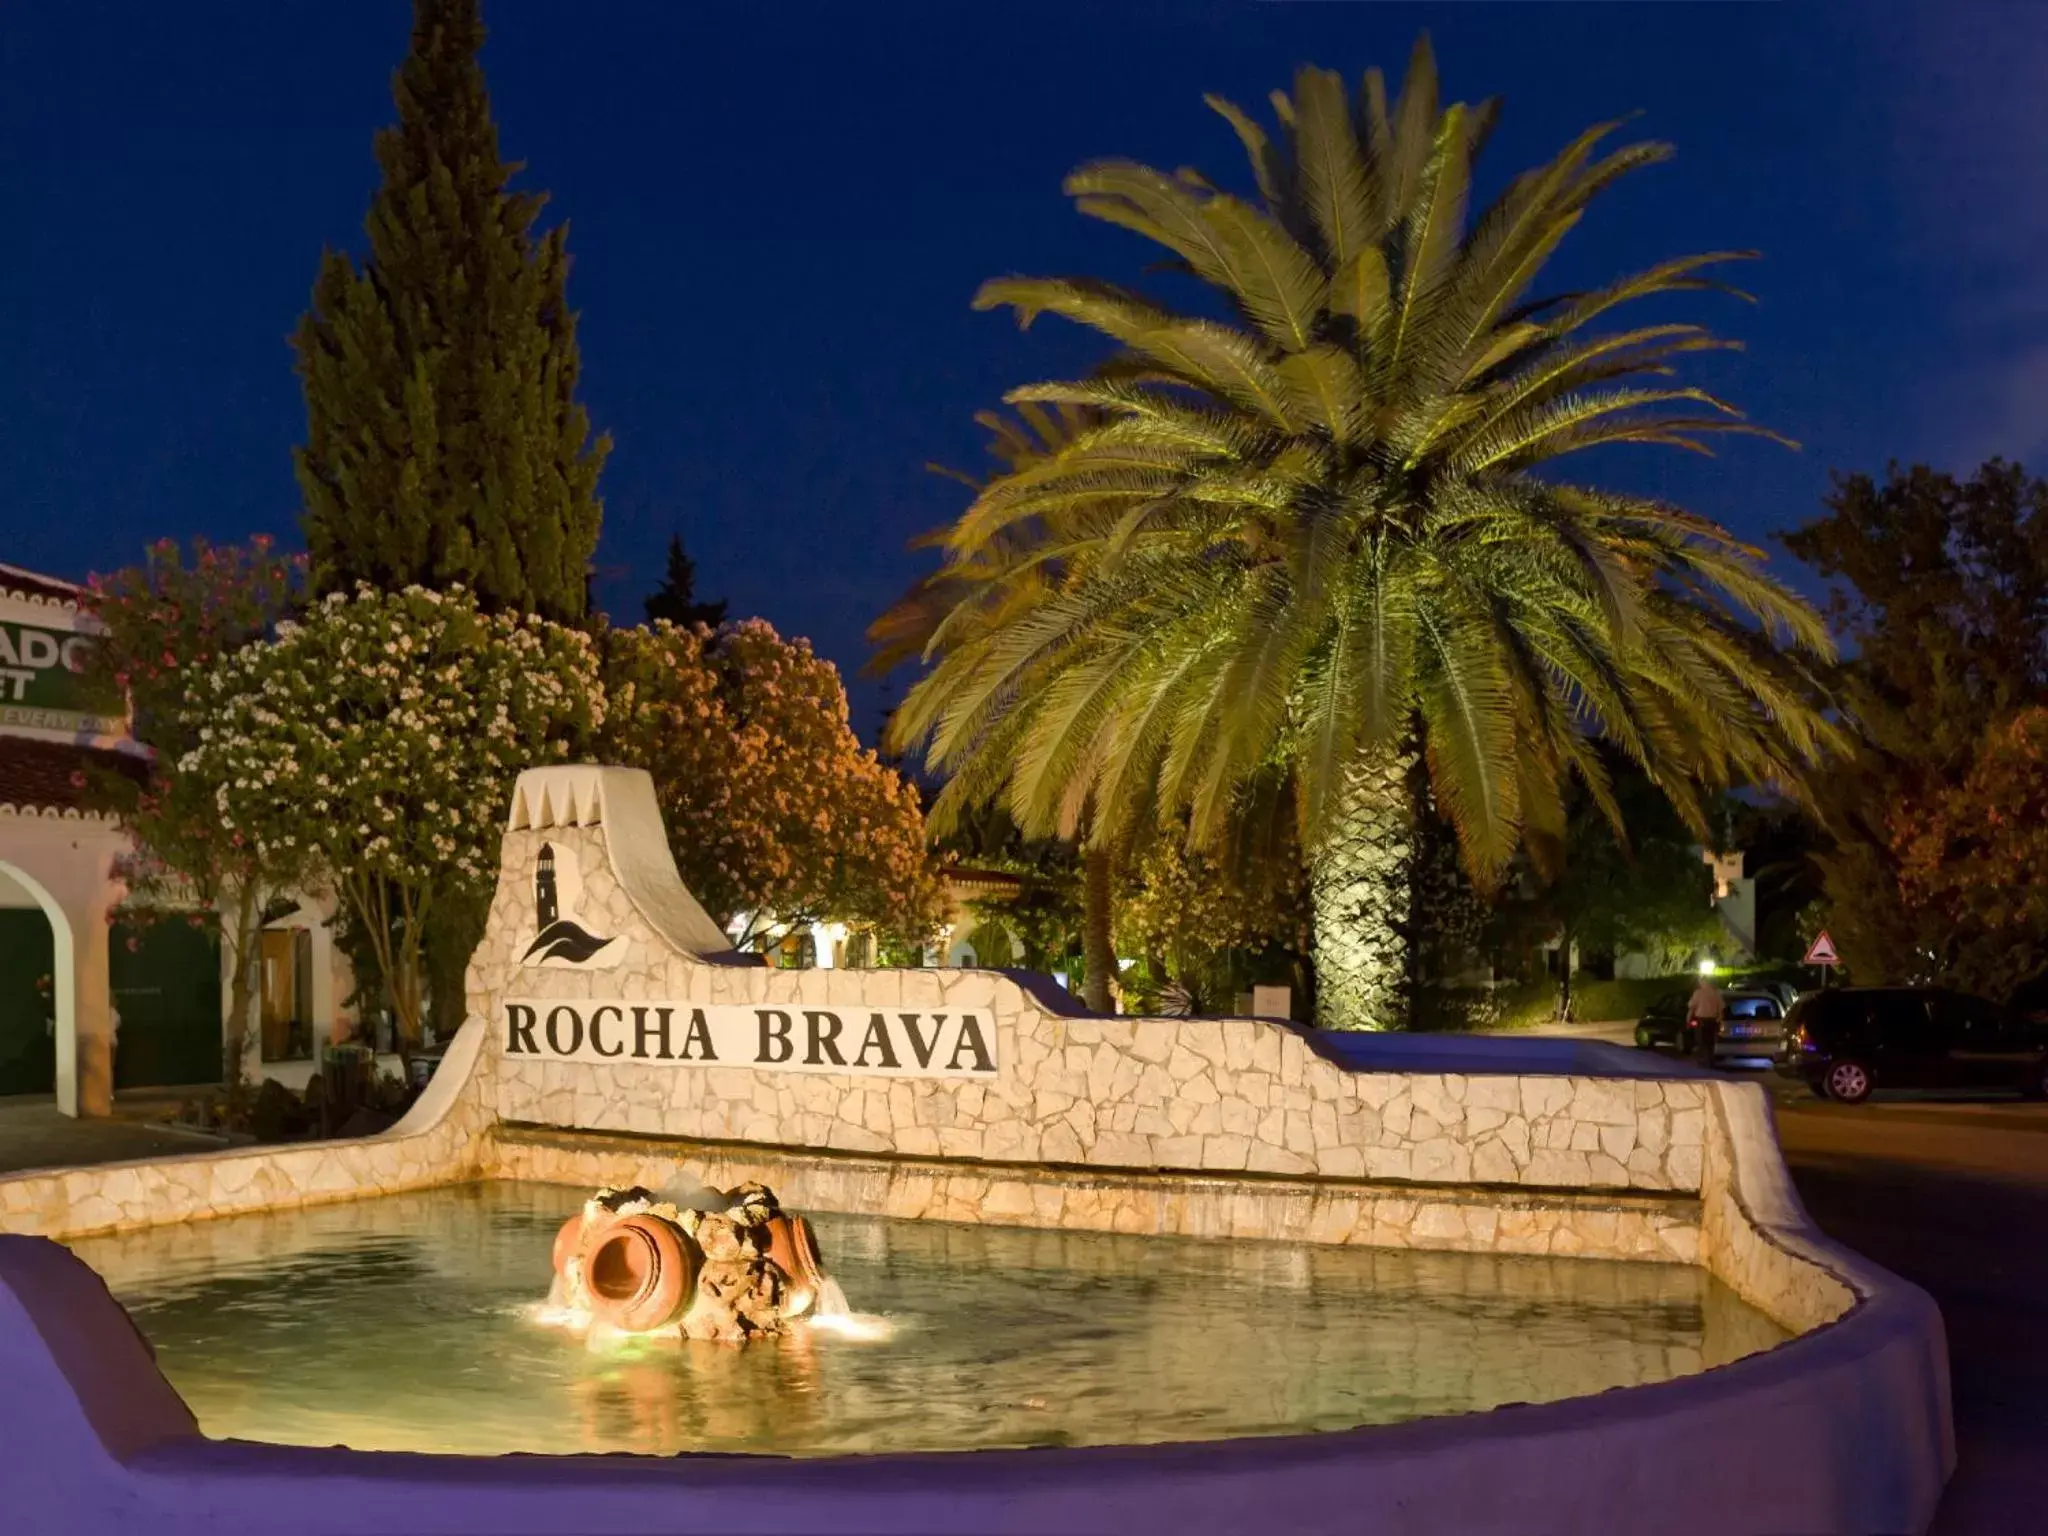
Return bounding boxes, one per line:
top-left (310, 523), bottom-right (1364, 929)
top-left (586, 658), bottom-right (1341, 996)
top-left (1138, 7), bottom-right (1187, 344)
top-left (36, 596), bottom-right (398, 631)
top-left (81, 537), bottom-right (309, 1083)
top-left (85, 537), bottom-right (303, 742)
top-left (185, 585), bottom-right (603, 1051)
top-left (602, 620), bottom-right (943, 951)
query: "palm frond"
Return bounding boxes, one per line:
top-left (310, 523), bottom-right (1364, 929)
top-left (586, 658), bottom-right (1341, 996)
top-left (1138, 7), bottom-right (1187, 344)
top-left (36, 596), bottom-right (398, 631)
top-left (888, 41), bottom-right (1829, 912)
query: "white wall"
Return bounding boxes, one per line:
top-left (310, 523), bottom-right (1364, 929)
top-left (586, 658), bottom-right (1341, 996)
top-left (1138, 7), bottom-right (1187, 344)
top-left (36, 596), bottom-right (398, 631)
top-left (218, 887), bottom-right (400, 1090)
top-left (0, 812), bottom-right (128, 1115)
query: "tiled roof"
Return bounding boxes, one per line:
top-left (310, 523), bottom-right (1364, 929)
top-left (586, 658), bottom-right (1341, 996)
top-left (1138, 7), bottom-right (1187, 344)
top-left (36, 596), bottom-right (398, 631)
top-left (0, 562), bottom-right (86, 613)
top-left (944, 865), bottom-right (1025, 897)
top-left (0, 736), bottom-right (145, 819)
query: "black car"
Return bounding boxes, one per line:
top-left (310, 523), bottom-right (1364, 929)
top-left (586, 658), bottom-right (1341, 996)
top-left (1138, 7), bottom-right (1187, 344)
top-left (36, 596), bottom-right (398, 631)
top-left (1780, 987), bottom-right (2048, 1104)
top-left (1634, 988), bottom-right (1787, 1063)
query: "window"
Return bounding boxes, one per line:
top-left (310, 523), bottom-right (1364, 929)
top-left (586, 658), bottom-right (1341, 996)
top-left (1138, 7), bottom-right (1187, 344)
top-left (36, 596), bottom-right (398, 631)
top-left (1869, 990), bottom-right (1939, 1044)
top-left (1935, 991), bottom-right (2010, 1042)
top-left (258, 928), bottom-right (315, 1062)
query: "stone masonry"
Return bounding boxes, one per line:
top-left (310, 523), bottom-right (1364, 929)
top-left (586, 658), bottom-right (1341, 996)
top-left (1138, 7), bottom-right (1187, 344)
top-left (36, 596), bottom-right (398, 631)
top-left (483, 820), bottom-right (1710, 1196)
top-left (0, 768), bottom-right (1866, 1342)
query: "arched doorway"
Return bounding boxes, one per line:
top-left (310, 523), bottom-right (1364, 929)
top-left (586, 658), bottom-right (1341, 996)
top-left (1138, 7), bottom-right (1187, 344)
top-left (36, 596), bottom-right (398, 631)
top-left (0, 856), bottom-right (226, 1108)
top-left (0, 858), bottom-right (80, 1110)
top-left (0, 808), bottom-right (125, 1119)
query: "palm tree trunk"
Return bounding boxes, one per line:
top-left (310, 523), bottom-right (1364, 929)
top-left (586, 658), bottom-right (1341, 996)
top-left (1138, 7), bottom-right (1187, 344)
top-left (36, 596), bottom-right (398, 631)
top-left (1309, 746), bottom-right (1417, 1031)
top-left (1081, 843), bottom-right (1116, 1014)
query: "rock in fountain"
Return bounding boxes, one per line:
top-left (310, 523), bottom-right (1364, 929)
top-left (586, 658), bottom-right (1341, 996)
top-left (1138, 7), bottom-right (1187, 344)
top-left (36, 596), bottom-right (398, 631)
top-left (549, 1181), bottom-right (833, 1343)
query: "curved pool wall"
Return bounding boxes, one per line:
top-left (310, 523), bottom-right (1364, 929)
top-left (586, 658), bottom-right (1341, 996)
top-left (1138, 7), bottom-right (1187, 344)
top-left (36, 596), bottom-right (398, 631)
top-left (0, 765), bottom-right (1954, 1534)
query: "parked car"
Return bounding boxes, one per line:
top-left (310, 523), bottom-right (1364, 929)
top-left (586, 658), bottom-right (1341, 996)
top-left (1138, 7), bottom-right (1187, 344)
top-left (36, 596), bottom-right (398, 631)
top-left (1633, 988), bottom-right (1787, 1063)
top-left (2008, 973), bottom-right (2048, 1020)
top-left (1750, 979), bottom-right (1803, 1014)
top-left (1779, 986), bottom-right (2048, 1104)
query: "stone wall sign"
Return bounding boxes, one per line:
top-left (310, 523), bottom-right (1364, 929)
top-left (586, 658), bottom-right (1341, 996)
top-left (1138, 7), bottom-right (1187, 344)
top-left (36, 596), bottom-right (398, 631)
top-left (471, 768), bottom-right (1708, 1194)
top-left (502, 999), bottom-right (999, 1079)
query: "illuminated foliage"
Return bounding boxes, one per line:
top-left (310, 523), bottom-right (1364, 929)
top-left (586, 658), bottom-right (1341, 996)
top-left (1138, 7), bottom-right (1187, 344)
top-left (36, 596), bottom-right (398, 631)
top-left (185, 585), bottom-right (603, 1054)
top-left (1784, 461), bottom-right (2048, 987)
top-left (1114, 826), bottom-right (1307, 1010)
top-left (294, 0), bottom-right (607, 624)
top-left (888, 41), bottom-right (1836, 1027)
top-left (80, 537), bottom-right (309, 1082)
top-left (603, 620), bottom-right (944, 953)
top-left (1893, 708), bottom-right (2048, 995)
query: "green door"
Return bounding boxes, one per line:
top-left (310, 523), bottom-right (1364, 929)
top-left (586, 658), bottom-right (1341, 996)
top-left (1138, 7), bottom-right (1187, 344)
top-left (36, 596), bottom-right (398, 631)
top-left (111, 917), bottom-right (223, 1090)
top-left (0, 908), bottom-right (56, 1096)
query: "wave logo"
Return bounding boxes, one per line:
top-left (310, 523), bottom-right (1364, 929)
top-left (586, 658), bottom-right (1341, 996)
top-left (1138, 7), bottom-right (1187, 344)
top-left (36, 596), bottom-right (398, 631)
top-left (520, 842), bottom-right (629, 969)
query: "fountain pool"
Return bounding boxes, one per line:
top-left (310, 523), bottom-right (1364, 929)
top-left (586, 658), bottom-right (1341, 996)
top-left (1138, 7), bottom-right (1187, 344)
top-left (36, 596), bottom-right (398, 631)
top-left (71, 1179), bottom-right (1786, 1459)
top-left (0, 769), bottom-right (1952, 1533)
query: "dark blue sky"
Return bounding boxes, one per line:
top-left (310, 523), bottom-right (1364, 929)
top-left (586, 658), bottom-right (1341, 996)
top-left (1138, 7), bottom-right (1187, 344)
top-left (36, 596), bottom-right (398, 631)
top-left (4, 3), bottom-right (2044, 738)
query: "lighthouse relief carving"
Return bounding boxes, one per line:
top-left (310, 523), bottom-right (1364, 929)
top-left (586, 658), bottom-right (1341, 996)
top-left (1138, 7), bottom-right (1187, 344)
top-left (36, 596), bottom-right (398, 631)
top-left (519, 841), bottom-right (629, 970)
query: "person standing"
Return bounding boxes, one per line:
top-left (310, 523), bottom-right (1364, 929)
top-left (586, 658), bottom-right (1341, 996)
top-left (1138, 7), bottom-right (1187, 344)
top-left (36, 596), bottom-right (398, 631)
top-left (1687, 974), bottom-right (1726, 1068)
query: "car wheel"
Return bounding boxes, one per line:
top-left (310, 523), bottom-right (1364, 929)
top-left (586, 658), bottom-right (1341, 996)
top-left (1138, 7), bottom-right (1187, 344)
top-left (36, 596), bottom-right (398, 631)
top-left (1823, 1059), bottom-right (1873, 1105)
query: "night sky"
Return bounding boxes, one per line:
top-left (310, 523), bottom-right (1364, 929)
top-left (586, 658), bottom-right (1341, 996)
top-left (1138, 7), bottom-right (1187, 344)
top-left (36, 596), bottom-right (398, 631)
top-left (4, 3), bottom-right (2042, 739)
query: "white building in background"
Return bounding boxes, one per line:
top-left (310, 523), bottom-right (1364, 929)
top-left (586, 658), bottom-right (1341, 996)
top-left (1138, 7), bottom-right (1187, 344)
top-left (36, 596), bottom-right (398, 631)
top-left (0, 563), bottom-right (146, 1116)
top-left (724, 868), bottom-right (1034, 973)
top-left (1702, 849), bottom-right (1759, 959)
top-left (0, 562), bottom-right (390, 1116)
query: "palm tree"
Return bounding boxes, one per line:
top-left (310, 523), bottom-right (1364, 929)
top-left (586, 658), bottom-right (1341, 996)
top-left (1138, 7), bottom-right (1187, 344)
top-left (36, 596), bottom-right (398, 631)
top-left (887, 40), bottom-right (1839, 1030)
top-left (873, 406), bottom-right (1129, 1011)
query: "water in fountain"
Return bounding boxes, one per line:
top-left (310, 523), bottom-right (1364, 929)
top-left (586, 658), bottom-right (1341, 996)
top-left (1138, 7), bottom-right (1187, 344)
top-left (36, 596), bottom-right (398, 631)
top-left (81, 1182), bottom-right (1790, 1458)
top-left (810, 1274), bottom-right (851, 1318)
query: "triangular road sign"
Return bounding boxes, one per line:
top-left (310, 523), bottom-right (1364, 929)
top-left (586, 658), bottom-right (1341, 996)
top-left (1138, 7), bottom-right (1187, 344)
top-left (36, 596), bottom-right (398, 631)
top-left (1803, 931), bottom-right (1840, 967)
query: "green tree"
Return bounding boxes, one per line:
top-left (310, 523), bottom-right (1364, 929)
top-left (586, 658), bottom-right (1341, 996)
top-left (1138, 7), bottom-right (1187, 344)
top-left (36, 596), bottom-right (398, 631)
top-left (887, 42), bottom-right (1836, 1029)
top-left (643, 532), bottom-right (729, 628)
top-left (293, 0), bottom-right (608, 624)
top-left (80, 538), bottom-right (309, 1092)
top-left (1532, 764), bottom-right (1723, 1008)
top-left (1116, 818), bottom-right (1309, 1015)
top-left (186, 586), bottom-right (604, 1060)
top-left (1783, 460), bottom-right (2048, 985)
top-left (1895, 708), bottom-right (2048, 995)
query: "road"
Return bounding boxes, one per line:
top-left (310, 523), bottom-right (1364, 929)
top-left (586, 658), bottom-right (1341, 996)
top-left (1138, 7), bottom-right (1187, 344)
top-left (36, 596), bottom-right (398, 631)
top-left (1521, 1020), bottom-right (2046, 1532)
top-left (1775, 1094), bottom-right (2048, 1533)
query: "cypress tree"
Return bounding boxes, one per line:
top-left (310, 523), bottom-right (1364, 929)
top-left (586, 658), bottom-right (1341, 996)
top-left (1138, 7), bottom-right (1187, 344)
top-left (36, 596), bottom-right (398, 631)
top-left (293, 0), bottom-right (608, 623)
top-left (643, 532), bottom-right (728, 628)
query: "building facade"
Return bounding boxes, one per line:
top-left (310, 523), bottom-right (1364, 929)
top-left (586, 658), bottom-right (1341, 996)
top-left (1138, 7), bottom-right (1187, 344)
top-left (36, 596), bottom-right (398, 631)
top-left (0, 563), bottom-right (379, 1115)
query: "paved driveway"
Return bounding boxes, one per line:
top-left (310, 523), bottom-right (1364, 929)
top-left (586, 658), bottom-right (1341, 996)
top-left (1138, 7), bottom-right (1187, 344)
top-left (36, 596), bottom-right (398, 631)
top-left (1508, 1020), bottom-right (2047, 1532)
top-left (1776, 1096), bottom-right (2048, 1534)
top-left (0, 1094), bottom-right (220, 1176)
